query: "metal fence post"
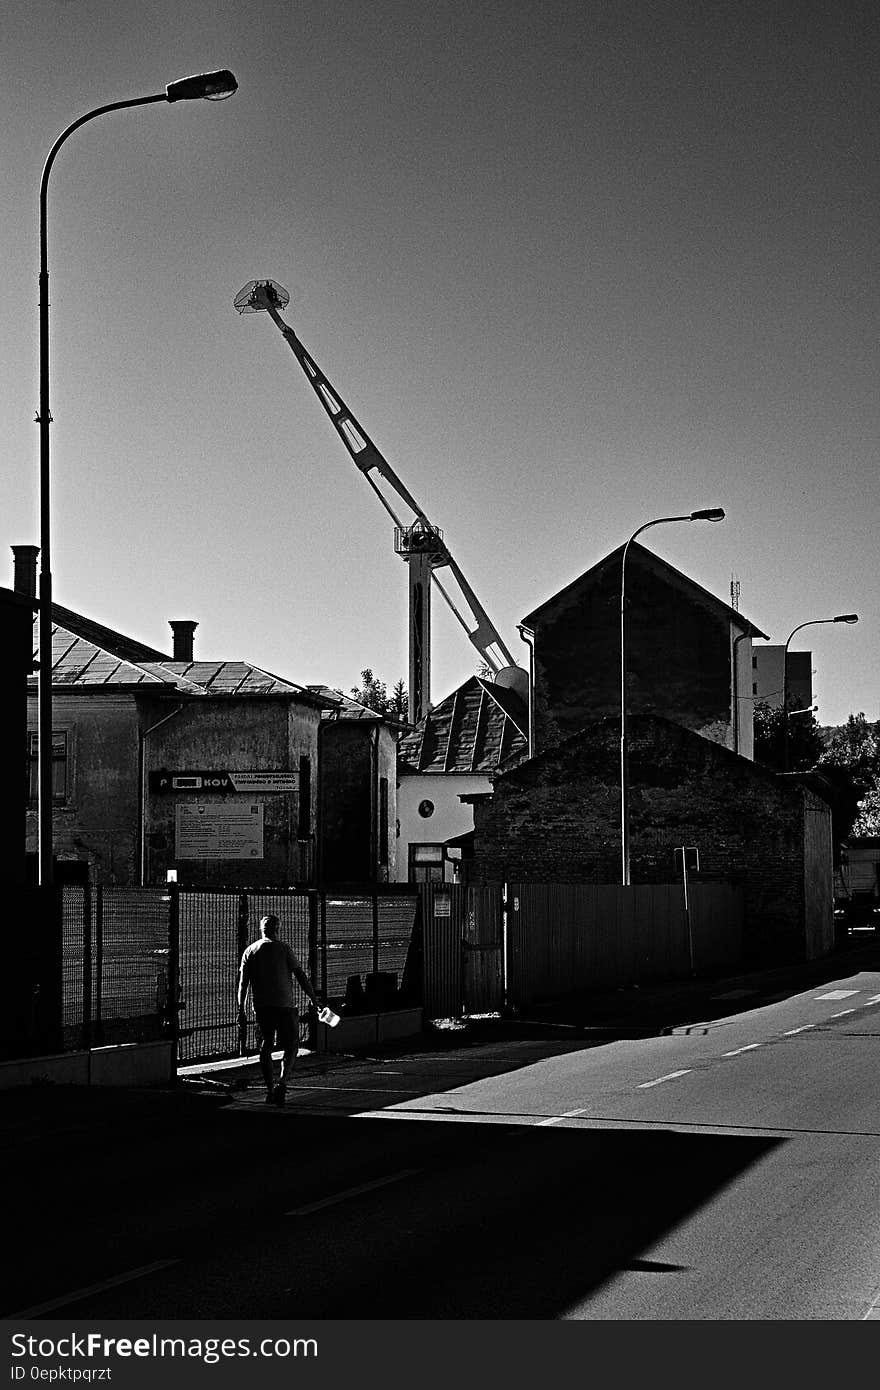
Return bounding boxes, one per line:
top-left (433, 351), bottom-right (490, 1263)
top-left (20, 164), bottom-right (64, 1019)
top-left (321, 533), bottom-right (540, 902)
top-left (372, 889), bottom-right (380, 982)
top-left (82, 880), bottom-right (92, 1051)
top-left (307, 889), bottom-right (319, 1050)
top-left (236, 893), bottom-right (249, 1055)
top-left (167, 884), bottom-right (180, 1066)
top-left (237, 892), bottom-right (249, 959)
top-left (94, 884), bottom-right (104, 1046)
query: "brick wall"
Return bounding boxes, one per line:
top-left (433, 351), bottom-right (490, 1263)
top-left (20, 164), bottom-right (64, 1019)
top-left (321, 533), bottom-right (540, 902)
top-left (470, 713), bottom-right (832, 963)
top-left (529, 545), bottom-right (737, 754)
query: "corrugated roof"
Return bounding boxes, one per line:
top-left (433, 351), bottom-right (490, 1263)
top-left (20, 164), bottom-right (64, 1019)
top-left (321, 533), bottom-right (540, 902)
top-left (49, 632), bottom-right (168, 686)
top-left (398, 676), bottom-right (528, 774)
top-left (35, 603), bottom-right (168, 663)
top-left (307, 685), bottom-right (383, 719)
top-left (152, 662), bottom-right (310, 697)
top-left (26, 608), bottom-right (326, 700)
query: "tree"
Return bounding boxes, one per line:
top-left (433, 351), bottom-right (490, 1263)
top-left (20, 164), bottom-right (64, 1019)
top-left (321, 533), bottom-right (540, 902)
top-left (753, 701), bottom-right (825, 772)
top-left (819, 714), bottom-right (880, 839)
top-left (752, 706), bottom-right (880, 846)
top-left (349, 669), bottom-right (409, 720)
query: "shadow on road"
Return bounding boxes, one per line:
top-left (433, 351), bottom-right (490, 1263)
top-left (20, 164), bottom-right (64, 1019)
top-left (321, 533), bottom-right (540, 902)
top-left (2, 1085), bottom-right (782, 1319)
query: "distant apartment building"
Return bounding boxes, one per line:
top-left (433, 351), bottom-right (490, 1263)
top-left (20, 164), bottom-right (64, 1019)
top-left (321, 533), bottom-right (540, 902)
top-left (752, 646), bottom-right (813, 713)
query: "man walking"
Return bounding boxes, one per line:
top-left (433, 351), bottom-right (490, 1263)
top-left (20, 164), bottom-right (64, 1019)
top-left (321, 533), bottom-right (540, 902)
top-left (237, 914), bottom-right (320, 1106)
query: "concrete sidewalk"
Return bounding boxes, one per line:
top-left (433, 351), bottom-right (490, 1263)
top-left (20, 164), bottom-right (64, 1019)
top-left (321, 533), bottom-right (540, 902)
top-left (473, 934), bottom-right (880, 1041)
top-left (176, 934), bottom-right (880, 1092)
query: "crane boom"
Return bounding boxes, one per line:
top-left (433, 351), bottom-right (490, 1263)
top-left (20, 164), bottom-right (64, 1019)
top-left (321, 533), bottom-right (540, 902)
top-left (234, 280), bottom-right (518, 721)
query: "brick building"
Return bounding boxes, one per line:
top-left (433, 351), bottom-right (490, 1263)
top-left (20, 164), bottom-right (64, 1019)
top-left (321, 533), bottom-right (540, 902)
top-left (468, 713), bottom-right (834, 963)
top-left (519, 540), bottom-right (767, 759)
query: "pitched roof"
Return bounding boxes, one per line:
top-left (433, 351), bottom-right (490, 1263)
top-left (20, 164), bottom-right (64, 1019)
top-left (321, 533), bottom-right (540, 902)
top-left (397, 676), bottom-right (528, 774)
top-left (522, 541), bottom-right (768, 638)
top-left (306, 685), bottom-right (383, 719)
top-left (38, 602), bottom-right (168, 662)
top-left (141, 661), bottom-right (312, 697)
top-left (27, 604), bottom-right (326, 702)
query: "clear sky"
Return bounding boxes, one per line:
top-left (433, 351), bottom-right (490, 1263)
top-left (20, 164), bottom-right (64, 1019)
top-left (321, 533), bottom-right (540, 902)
top-left (3, 0), bottom-right (877, 725)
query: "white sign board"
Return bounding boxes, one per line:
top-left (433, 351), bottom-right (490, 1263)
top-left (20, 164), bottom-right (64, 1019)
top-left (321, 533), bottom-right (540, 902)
top-left (226, 772), bottom-right (298, 793)
top-left (175, 803), bottom-right (264, 861)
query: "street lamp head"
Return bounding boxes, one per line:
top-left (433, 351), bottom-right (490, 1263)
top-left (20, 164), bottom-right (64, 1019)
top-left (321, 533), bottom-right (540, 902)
top-left (689, 507), bottom-right (725, 522)
top-left (166, 69), bottom-right (238, 102)
top-left (833, 613), bottom-right (859, 624)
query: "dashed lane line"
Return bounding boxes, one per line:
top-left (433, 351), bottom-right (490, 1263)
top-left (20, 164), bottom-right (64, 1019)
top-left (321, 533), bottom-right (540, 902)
top-left (814, 990), bottom-right (859, 1001)
top-left (783, 1024), bottom-right (816, 1035)
top-left (722, 1043), bottom-right (763, 1056)
top-left (7, 1259), bottom-right (181, 1319)
top-left (286, 1169), bottom-right (422, 1216)
top-left (830, 1009), bottom-right (857, 1018)
top-left (637, 1070), bottom-right (692, 1089)
top-left (537, 1108), bottom-right (593, 1127)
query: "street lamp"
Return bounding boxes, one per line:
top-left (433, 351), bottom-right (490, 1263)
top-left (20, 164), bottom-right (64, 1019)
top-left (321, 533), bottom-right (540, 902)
top-left (620, 508), bottom-right (725, 886)
top-left (37, 71), bottom-right (237, 886)
top-left (782, 614), bottom-right (858, 772)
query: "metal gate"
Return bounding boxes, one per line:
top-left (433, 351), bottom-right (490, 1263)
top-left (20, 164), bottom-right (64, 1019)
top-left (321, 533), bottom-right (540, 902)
top-left (462, 886), bottom-right (503, 1014)
top-left (418, 884), bottom-right (504, 1018)
top-left (175, 887), bottom-right (314, 1064)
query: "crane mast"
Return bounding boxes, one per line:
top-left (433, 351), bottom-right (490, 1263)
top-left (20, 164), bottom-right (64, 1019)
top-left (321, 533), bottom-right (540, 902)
top-left (234, 279), bottom-right (518, 724)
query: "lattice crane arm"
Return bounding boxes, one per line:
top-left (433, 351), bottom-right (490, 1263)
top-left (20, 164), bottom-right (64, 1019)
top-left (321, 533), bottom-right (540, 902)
top-left (234, 280), bottom-right (517, 674)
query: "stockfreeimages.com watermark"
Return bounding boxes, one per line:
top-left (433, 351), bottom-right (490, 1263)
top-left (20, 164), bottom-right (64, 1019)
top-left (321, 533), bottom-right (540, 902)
top-left (11, 1332), bottom-right (318, 1373)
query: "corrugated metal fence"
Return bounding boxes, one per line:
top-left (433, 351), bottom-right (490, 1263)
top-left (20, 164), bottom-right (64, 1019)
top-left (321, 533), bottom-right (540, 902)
top-left (505, 881), bottom-right (744, 1007)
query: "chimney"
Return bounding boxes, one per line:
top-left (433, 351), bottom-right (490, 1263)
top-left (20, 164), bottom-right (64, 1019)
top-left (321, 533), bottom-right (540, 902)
top-left (169, 620), bottom-right (198, 663)
top-left (12, 546), bottom-right (39, 598)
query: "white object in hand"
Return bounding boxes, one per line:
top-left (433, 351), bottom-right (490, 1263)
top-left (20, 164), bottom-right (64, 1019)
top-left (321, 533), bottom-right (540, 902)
top-left (318, 1006), bottom-right (341, 1028)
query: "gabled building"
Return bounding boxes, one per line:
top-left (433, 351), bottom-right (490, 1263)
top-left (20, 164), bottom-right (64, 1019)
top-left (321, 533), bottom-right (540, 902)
top-left (11, 548), bottom-right (396, 887)
top-left (395, 674), bottom-right (528, 881)
top-left (519, 541), bottom-right (768, 760)
top-left (465, 545), bottom-right (836, 963)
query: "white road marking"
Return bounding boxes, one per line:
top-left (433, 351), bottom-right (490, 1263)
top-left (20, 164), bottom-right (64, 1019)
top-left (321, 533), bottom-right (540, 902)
top-left (863, 1285), bottom-right (880, 1321)
top-left (783, 1024), bottom-right (816, 1035)
top-left (537, 1107), bottom-right (592, 1127)
top-left (8, 1259), bottom-right (181, 1319)
top-left (638, 1070), bottom-right (692, 1089)
top-left (830, 1009), bottom-right (856, 1018)
top-left (814, 990), bottom-right (859, 1000)
top-left (865, 994), bottom-right (880, 1006)
top-left (286, 1169), bottom-right (421, 1215)
top-left (723, 1043), bottom-right (762, 1056)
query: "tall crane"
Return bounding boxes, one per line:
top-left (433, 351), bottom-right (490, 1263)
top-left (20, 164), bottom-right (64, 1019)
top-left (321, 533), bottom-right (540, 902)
top-left (234, 279), bottom-right (520, 724)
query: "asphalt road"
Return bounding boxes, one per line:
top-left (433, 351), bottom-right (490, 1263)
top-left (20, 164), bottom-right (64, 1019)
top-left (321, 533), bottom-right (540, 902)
top-left (5, 961), bottom-right (880, 1320)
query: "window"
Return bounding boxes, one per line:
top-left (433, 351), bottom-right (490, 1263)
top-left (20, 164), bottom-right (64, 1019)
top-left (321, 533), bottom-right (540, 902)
top-left (27, 731), bottom-right (68, 805)
top-left (752, 683), bottom-right (758, 695)
top-left (409, 843), bottom-right (444, 884)
top-left (297, 755), bottom-right (311, 839)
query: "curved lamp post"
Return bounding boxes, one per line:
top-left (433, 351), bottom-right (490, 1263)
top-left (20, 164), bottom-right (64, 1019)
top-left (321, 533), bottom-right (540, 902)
top-left (37, 71), bottom-right (237, 886)
top-left (782, 614), bottom-right (858, 772)
top-left (620, 507), bottom-right (725, 886)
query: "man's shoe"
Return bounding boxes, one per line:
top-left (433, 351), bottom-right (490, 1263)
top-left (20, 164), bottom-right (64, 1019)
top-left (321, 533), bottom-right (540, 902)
top-left (273, 1084), bottom-right (287, 1107)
